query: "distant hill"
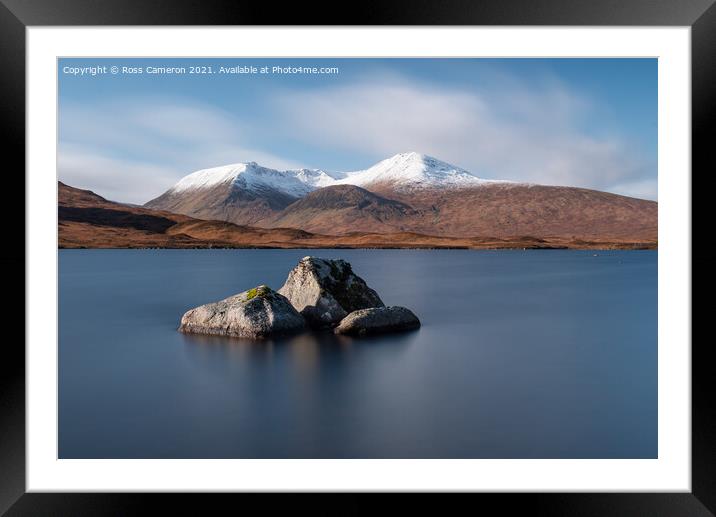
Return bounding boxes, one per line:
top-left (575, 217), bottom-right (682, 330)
top-left (368, 182), bottom-right (657, 241)
top-left (58, 181), bottom-right (314, 248)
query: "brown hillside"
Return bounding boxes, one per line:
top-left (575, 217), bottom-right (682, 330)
top-left (58, 181), bottom-right (655, 250)
top-left (267, 185), bottom-right (419, 234)
top-left (365, 182), bottom-right (657, 240)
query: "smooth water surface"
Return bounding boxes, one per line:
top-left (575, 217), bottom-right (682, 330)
top-left (59, 249), bottom-right (657, 458)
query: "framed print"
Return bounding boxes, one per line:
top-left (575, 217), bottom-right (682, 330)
top-left (3, 0), bottom-right (709, 515)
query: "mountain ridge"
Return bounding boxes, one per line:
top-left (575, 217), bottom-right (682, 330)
top-left (146, 152), bottom-right (514, 211)
top-left (143, 152), bottom-right (656, 241)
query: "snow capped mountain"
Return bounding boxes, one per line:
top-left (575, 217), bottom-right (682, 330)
top-left (164, 152), bottom-right (510, 199)
top-left (145, 152), bottom-right (521, 226)
top-left (168, 162), bottom-right (341, 198)
top-left (337, 152), bottom-right (510, 191)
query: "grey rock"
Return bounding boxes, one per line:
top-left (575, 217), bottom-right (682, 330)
top-left (179, 285), bottom-right (305, 339)
top-left (334, 306), bottom-right (421, 336)
top-left (278, 256), bottom-right (384, 328)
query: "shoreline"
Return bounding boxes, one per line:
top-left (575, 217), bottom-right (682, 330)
top-left (58, 243), bottom-right (658, 251)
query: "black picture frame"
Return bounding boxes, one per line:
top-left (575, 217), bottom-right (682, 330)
top-left (2, 1), bottom-right (707, 515)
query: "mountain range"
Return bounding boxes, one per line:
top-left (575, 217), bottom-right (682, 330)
top-left (144, 152), bottom-right (657, 242)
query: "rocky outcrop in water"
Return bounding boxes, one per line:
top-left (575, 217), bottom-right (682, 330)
top-left (334, 306), bottom-right (421, 336)
top-left (278, 256), bottom-right (384, 328)
top-left (179, 258), bottom-right (419, 339)
top-left (179, 285), bottom-right (305, 338)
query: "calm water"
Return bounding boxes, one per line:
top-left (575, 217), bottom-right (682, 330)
top-left (59, 249), bottom-right (657, 458)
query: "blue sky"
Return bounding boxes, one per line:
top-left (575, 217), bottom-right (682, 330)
top-left (58, 58), bottom-right (657, 203)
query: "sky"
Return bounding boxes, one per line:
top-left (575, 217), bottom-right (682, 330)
top-left (58, 58), bottom-right (657, 204)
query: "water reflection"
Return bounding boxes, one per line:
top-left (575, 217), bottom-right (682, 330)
top-left (181, 327), bottom-right (419, 378)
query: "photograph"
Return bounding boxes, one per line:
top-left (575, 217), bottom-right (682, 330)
top-left (57, 57), bottom-right (658, 459)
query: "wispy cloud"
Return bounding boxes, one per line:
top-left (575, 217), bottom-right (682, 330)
top-left (274, 75), bottom-right (656, 199)
top-left (59, 99), bottom-right (303, 203)
top-left (58, 143), bottom-right (179, 204)
top-left (59, 70), bottom-right (656, 203)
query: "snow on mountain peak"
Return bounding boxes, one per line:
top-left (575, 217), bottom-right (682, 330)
top-left (167, 152), bottom-right (512, 198)
top-left (170, 163), bottom-right (249, 192)
top-left (336, 152), bottom-right (506, 191)
top-left (169, 162), bottom-right (340, 198)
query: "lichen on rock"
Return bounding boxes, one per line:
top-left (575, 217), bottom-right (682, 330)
top-left (245, 285), bottom-right (271, 301)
